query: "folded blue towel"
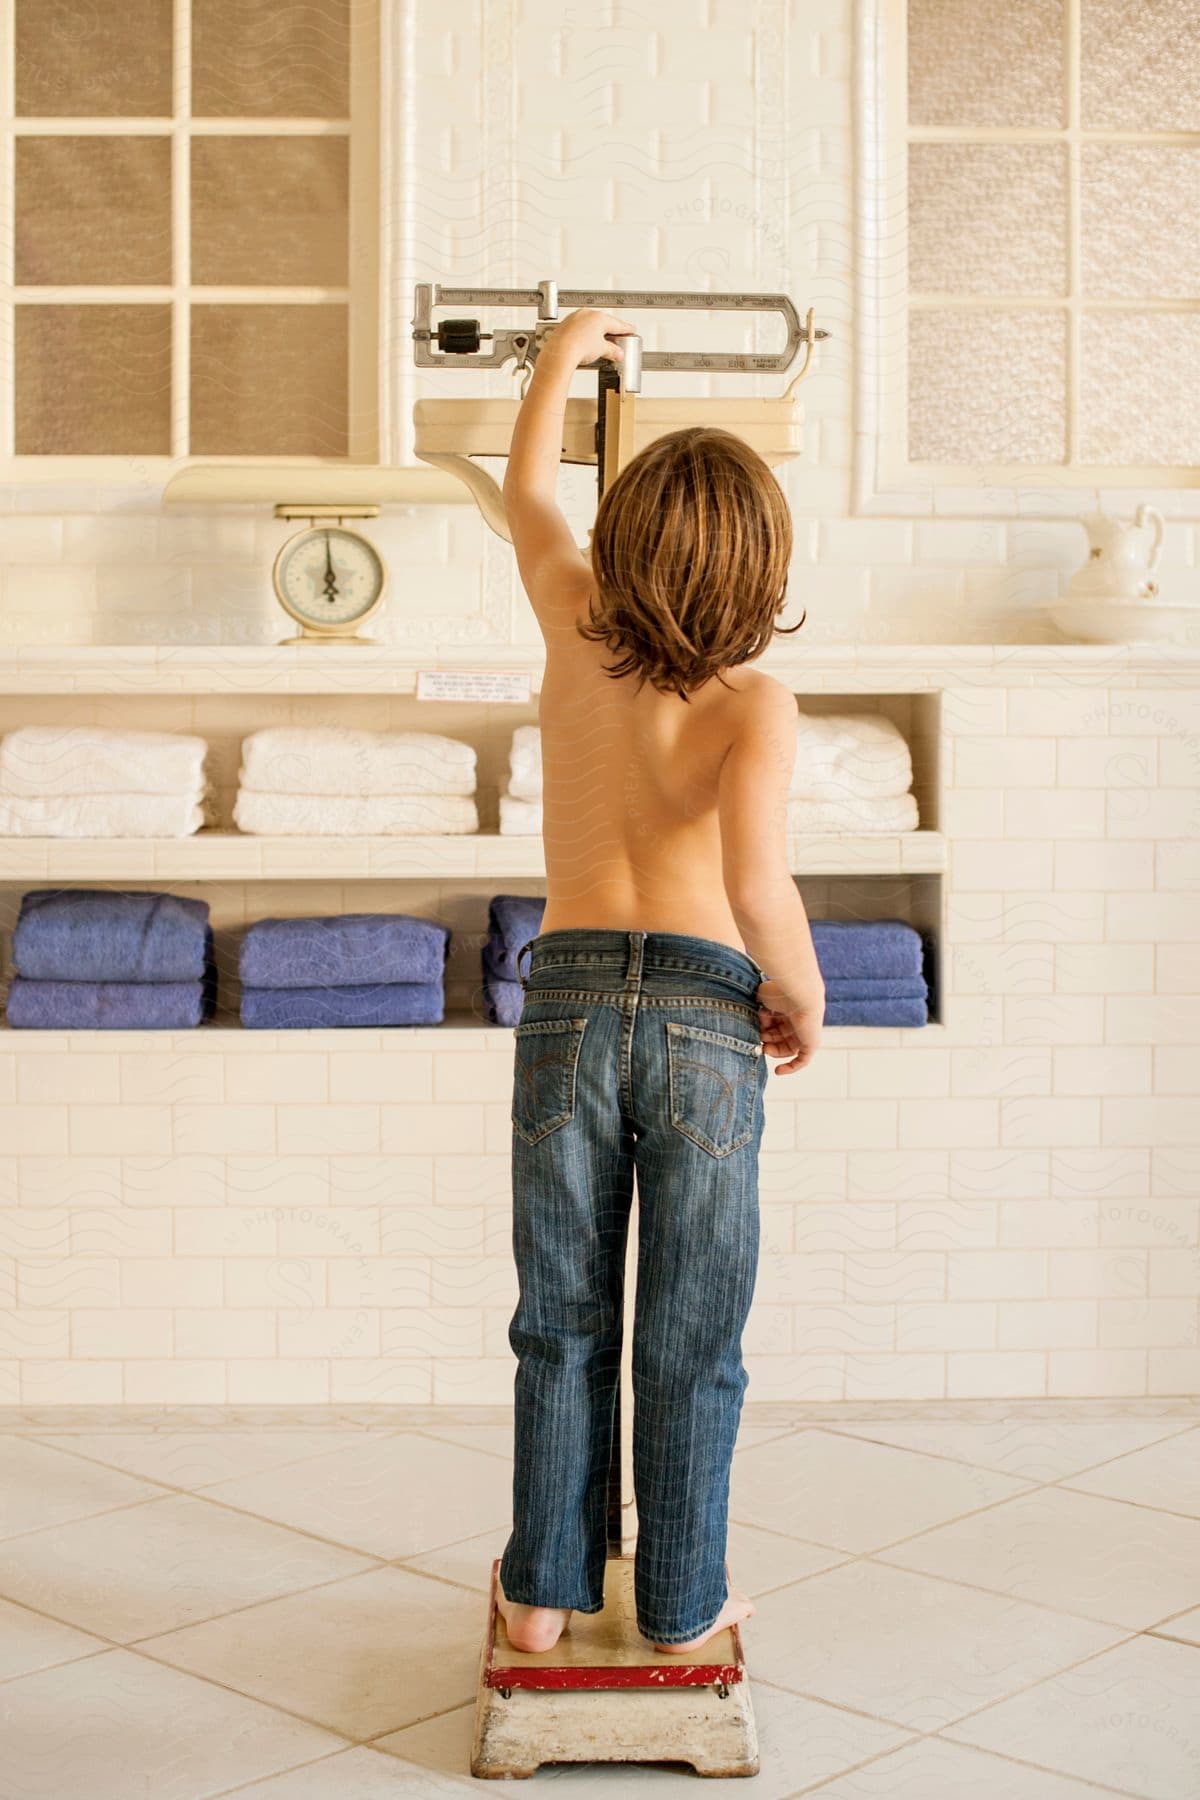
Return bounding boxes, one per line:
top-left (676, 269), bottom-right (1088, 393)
top-left (483, 972), bottom-right (526, 1028)
top-left (239, 913), bottom-right (451, 990)
top-left (475, 903), bottom-right (930, 1018)
top-left (811, 920), bottom-right (925, 980)
top-left (823, 976), bottom-right (927, 1000)
top-left (484, 896), bottom-right (546, 982)
top-left (484, 984), bottom-right (928, 1032)
top-left (13, 887), bottom-right (211, 982)
top-left (482, 939), bottom-right (541, 995)
top-left (6, 969), bottom-right (216, 1029)
top-left (481, 979), bottom-right (928, 1030)
top-left (823, 997), bottom-right (928, 1027)
top-left (240, 981), bottom-right (445, 1028)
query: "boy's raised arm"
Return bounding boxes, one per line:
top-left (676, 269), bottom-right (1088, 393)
top-left (502, 309), bottom-right (633, 632)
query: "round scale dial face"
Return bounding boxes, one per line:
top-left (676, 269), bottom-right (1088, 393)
top-left (275, 526), bottom-right (385, 627)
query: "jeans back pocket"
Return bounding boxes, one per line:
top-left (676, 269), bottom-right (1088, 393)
top-left (512, 1017), bottom-right (589, 1145)
top-left (666, 1020), bottom-right (764, 1158)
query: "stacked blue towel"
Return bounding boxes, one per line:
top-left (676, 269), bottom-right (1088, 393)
top-left (478, 901), bottom-right (930, 1027)
top-left (5, 888), bottom-right (216, 1028)
top-left (238, 912), bottom-right (451, 1028)
top-left (811, 920), bottom-right (929, 1026)
top-left (482, 895), bottom-right (545, 1026)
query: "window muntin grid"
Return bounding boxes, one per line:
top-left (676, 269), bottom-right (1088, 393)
top-left (902, 0), bottom-right (1200, 478)
top-left (0, 0), bottom-right (376, 464)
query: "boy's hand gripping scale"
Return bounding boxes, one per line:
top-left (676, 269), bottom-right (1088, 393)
top-left (411, 279), bottom-right (830, 538)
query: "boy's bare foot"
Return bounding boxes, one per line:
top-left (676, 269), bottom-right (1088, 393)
top-left (648, 1584), bottom-right (755, 1655)
top-left (496, 1573), bottom-right (573, 1652)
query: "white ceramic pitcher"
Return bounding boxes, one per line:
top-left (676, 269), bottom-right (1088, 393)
top-left (1066, 503), bottom-right (1165, 602)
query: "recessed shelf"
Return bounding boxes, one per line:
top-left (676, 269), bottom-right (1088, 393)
top-left (0, 650), bottom-right (949, 1032)
top-left (0, 828), bottom-right (947, 881)
top-left (1, 641), bottom-right (1197, 699)
top-left (0, 1016), bottom-right (950, 1044)
top-left (161, 464), bottom-right (474, 508)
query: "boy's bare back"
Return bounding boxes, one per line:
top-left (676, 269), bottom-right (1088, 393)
top-left (501, 306), bottom-right (824, 1068)
top-left (537, 628), bottom-right (780, 955)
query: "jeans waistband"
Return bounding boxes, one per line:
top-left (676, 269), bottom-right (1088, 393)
top-left (517, 928), bottom-right (764, 1000)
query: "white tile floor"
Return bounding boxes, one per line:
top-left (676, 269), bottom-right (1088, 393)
top-left (1, 1408), bottom-right (1198, 1797)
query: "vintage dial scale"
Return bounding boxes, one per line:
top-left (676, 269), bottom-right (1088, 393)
top-left (270, 505), bottom-right (387, 644)
top-left (412, 280), bottom-right (830, 1780)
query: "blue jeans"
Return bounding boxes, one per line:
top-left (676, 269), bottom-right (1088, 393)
top-left (499, 927), bottom-right (768, 1645)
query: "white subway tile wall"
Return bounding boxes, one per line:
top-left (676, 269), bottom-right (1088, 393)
top-left (0, 659), bottom-right (1195, 1402)
top-left (0, 2), bottom-right (1197, 1403)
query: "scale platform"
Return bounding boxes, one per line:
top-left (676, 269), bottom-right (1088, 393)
top-left (470, 1555), bottom-right (759, 1779)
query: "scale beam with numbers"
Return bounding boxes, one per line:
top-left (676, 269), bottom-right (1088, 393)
top-left (411, 278), bottom-right (829, 539)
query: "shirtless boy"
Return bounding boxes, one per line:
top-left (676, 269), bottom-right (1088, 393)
top-left (494, 307), bottom-right (825, 1657)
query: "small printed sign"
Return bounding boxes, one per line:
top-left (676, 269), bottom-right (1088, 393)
top-left (416, 669), bottom-right (533, 703)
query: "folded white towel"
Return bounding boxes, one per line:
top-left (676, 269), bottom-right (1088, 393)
top-left (786, 792), bottom-right (919, 833)
top-left (504, 714), bottom-right (912, 804)
top-left (499, 792), bottom-right (542, 835)
top-left (507, 724), bottom-right (543, 802)
top-left (233, 790), bottom-right (479, 836)
top-left (239, 726), bottom-right (476, 797)
top-left (0, 787), bottom-right (215, 838)
top-left (791, 712), bottom-right (913, 801)
top-left (0, 724), bottom-right (209, 798)
top-left (498, 791), bottom-right (918, 837)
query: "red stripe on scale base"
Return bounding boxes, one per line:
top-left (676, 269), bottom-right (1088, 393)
top-left (482, 1556), bottom-right (747, 1691)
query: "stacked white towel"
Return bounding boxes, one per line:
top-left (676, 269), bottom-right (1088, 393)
top-left (786, 791), bottom-right (918, 832)
top-left (499, 792), bottom-right (543, 835)
top-left (0, 725), bottom-right (213, 837)
top-left (233, 726), bottom-right (479, 836)
top-left (787, 710), bottom-right (918, 831)
top-left (497, 713), bottom-right (919, 835)
top-left (499, 791), bottom-right (917, 835)
top-left (506, 724), bottom-right (543, 802)
top-left (792, 711), bottom-right (913, 803)
top-left (497, 723), bottom-right (543, 830)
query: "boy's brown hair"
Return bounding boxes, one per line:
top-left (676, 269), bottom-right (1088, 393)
top-left (578, 426), bottom-right (803, 699)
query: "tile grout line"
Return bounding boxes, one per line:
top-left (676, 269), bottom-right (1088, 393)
top-left (2, 1397), bottom-right (1199, 1431)
top-left (9, 1425), bottom-right (1196, 1641)
top-left (789, 1724), bottom-right (1150, 1800)
top-left (752, 1654), bottom-right (1151, 1800)
top-left (124, 1634), bottom-right (388, 1752)
top-left (814, 1415), bottom-right (1200, 1481)
top-left (203, 1747), bottom-right (358, 1800)
top-left (10, 1426), bottom-right (409, 1491)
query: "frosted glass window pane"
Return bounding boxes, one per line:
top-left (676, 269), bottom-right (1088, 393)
top-left (909, 144), bottom-right (1067, 296)
top-left (1079, 313), bottom-right (1200, 464)
top-left (908, 309), bottom-right (1067, 463)
top-left (907, 0), bottom-right (1065, 127)
top-left (190, 305), bottom-right (347, 454)
top-left (1080, 145), bottom-right (1200, 298)
top-left (191, 138), bottom-right (348, 286)
top-left (15, 0), bottom-right (173, 116)
top-left (15, 138), bottom-right (172, 286)
top-left (192, 0), bottom-right (350, 117)
top-left (1081, 0), bottom-right (1200, 129)
top-left (15, 306), bottom-right (172, 454)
